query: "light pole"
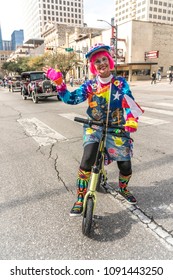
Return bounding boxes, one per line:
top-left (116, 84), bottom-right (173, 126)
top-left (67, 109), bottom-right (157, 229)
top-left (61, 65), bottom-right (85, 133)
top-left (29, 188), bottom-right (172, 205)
top-left (97, 19), bottom-right (118, 75)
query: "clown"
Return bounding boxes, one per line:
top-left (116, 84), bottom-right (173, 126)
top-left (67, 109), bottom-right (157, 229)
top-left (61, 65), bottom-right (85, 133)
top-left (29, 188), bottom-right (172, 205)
top-left (43, 43), bottom-right (144, 216)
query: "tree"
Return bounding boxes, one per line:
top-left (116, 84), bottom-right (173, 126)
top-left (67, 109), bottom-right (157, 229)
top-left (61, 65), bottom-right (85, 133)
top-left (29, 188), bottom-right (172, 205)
top-left (1, 57), bottom-right (32, 75)
top-left (27, 55), bottom-right (45, 70)
top-left (44, 51), bottom-right (82, 81)
top-left (1, 50), bottom-right (83, 79)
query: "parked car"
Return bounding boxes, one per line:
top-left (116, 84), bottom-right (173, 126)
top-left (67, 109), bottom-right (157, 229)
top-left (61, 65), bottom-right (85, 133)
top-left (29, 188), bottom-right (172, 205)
top-left (8, 75), bottom-right (21, 92)
top-left (20, 71), bottom-right (60, 103)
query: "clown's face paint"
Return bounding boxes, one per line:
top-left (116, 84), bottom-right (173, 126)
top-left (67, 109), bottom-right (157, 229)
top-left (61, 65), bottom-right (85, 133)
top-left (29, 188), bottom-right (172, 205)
top-left (93, 55), bottom-right (111, 78)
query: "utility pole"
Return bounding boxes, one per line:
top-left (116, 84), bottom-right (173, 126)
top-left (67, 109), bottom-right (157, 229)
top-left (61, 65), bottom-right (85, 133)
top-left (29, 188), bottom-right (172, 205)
top-left (97, 19), bottom-right (118, 76)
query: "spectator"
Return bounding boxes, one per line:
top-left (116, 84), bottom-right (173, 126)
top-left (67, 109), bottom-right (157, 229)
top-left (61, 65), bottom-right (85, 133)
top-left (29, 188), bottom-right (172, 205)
top-left (151, 71), bottom-right (156, 84)
top-left (169, 72), bottom-right (173, 84)
top-left (157, 70), bottom-right (161, 81)
top-left (69, 76), bottom-right (73, 87)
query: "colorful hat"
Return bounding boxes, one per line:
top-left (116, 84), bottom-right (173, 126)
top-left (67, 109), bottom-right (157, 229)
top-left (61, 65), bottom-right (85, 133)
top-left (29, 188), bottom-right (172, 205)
top-left (85, 43), bottom-right (111, 60)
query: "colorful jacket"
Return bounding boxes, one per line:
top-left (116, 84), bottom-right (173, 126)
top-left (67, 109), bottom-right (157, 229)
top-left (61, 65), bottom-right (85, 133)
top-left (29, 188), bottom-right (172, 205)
top-left (46, 68), bottom-right (143, 129)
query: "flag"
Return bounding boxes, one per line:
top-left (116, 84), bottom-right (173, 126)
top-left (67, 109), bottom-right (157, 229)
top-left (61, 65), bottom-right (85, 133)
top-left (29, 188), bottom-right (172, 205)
top-left (123, 94), bottom-right (144, 118)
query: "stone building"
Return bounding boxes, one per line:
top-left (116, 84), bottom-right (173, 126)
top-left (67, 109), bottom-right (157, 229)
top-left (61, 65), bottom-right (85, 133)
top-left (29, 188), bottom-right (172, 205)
top-left (116, 20), bottom-right (173, 80)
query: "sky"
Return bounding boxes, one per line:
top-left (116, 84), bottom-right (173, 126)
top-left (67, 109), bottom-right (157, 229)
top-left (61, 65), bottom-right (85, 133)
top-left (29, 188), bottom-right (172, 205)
top-left (0, 0), bottom-right (114, 40)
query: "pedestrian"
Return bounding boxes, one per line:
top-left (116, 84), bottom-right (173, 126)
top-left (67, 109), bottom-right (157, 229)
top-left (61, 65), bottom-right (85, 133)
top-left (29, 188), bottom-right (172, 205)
top-left (69, 76), bottom-right (73, 87)
top-left (169, 72), bottom-right (172, 84)
top-left (43, 43), bottom-right (144, 216)
top-left (151, 71), bottom-right (156, 84)
top-left (157, 69), bottom-right (161, 81)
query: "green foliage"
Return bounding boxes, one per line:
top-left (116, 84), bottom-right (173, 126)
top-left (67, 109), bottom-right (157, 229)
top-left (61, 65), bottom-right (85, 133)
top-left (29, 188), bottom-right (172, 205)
top-left (1, 57), bottom-right (32, 74)
top-left (1, 50), bottom-right (82, 79)
top-left (44, 51), bottom-right (81, 80)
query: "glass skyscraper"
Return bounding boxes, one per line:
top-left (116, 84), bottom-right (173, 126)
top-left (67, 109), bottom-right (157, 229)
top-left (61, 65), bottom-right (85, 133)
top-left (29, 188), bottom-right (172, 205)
top-left (11, 30), bottom-right (24, 51)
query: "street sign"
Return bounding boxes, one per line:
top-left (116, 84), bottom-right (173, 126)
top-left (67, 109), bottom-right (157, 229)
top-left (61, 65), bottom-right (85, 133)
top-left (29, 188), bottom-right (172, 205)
top-left (145, 50), bottom-right (159, 60)
top-left (65, 48), bottom-right (73, 52)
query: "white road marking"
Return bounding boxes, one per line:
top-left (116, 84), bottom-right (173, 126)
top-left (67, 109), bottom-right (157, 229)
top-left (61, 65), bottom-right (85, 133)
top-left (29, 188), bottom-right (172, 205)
top-left (59, 113), bottom-right (85, 125)
top-left (60, 112), bottom-right (170, 126)
top-left (142, 106), bottom-right (173, 116)
top-left (18, 117), bottom-right (67, 146)
top-left (154, 102), bottom-right (173, 107)
top-left (139, 116), bottom-right (169, 125)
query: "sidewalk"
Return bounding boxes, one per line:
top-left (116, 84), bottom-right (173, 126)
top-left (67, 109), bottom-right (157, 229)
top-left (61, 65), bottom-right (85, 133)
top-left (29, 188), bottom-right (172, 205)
top-left (67, 78), bottom-right (169, 89)
top-left (129, 77), bottom-right (168, 87)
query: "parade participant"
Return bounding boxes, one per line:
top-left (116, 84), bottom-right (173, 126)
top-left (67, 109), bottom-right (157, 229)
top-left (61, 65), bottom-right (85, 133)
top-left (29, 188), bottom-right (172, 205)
top-left (43, 43), bottom-right (144, 216)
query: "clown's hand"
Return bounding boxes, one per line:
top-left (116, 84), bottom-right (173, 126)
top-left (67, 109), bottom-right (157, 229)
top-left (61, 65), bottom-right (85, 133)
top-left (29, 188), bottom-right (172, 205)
top-left (124, 117), bottom-right (138, 133)
top-left (43, 66), bottom-right (63, 85)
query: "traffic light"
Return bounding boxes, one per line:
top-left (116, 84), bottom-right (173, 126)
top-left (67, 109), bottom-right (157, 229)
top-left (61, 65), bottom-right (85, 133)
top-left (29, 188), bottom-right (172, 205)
top-left (45, 47), bottom-right (54, 51)
top-left (111, 25), bottom-right (117, 39)
top-left (65, 48), bottom-right (73, 52)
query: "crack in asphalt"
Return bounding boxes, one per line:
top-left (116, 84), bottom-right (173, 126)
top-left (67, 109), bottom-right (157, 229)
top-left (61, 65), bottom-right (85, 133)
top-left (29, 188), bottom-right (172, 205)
top-left (54, 154), bottom-right (71, 193)
top-left (110, 192), bottom-right (173, 249)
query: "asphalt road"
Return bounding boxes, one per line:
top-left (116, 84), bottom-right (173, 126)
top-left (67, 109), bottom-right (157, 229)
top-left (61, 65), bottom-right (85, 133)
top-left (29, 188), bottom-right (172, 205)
top-left (0, 80), bottom-right (173, 262)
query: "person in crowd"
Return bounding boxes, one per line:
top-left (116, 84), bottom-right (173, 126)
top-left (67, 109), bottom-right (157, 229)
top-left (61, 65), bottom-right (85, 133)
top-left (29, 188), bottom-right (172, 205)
top-left (169, 71), bottom-right (172, 84)
top-left (69, 76), bottom-right (73, 87)
top-left (151, 71), bottom-right (156, 84)
top-left (43, 43), bottom-right (144, 216)
top-left (157, 69), bottom-right (161, 81)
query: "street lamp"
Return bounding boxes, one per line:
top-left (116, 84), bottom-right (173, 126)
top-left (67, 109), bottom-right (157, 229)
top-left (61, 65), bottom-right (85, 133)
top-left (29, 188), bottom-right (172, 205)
top-left (97, 19), bottom-right (118, 75)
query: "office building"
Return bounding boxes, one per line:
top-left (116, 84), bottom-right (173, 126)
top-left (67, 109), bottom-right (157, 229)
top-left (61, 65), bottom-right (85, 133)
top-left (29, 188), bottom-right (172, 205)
top-left (0, 25), bottom-right (3, 50)
top-left (3, 40), bottom-right (11, 51)
top-left (11, 30), bottom-right (24, 51)
top-left (22, 0), bottom-right (84, 41)
top-left (115, 0), bottom-right (173, 25)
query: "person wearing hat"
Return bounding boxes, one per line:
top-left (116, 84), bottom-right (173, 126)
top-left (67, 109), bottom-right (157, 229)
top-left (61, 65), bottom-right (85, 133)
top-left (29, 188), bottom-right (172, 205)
top-left (43, 43), bottom-right (144, 216)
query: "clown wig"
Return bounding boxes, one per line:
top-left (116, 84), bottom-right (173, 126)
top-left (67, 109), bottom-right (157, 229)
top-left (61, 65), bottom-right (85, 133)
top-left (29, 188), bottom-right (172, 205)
top-left (89, 51), bottom-right (115, 75)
